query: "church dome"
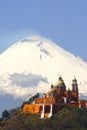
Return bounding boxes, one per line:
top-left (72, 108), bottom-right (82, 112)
top-left (55, 77), bottom-right (64, 87)
top-left (55, 80), bottom-right (64, 87)
top-left (55, 76), bottom-right (66, 91)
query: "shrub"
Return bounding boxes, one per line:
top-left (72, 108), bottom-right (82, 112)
top-left (2, 109), bottom-right (10, 119)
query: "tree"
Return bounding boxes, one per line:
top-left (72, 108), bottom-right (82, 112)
top-left (2, 109), bottom-right (10, 119)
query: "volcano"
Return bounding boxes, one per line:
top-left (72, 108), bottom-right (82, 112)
top-left (0, 35), bottom-right (87, 114)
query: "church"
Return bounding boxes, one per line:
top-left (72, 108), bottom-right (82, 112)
top-left (23, 77), bottom-right (87, 118)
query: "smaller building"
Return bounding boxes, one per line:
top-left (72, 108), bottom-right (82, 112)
top-left (23, 77), bottom-right (87, 118)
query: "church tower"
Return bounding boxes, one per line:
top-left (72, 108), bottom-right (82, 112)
top-left (71, 77), bottom-right (78, 102)
top-left (72, 77), bottom-right (78, 91)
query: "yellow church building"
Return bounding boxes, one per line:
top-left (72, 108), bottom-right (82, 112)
top-left (23, 76), bottom-right (87, 118)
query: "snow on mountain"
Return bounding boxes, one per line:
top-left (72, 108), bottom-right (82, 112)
top-left (0, 35), bottom-right (87, 114)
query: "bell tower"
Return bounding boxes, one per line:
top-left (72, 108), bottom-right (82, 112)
top-left (71, 77), bottom-right (78, 102)
top-left (72, 77), bottom-right (78, 91)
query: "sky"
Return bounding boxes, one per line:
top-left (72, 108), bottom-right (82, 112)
top-left (0, 0), bottom-right (87, 61)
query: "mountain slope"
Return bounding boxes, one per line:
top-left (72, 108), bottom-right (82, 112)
top-left (1, 107), bottom-right (87, 130)
top-left (0, 35), bottom-right (87, 114)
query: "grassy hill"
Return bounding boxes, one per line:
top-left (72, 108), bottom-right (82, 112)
top-left (0, 106), bottom-right (87, 130)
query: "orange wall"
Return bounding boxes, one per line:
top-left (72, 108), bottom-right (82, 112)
top-left (35, 97), bottom-right (56, 104)
top-left (23, 104), bottom-right (42, 114)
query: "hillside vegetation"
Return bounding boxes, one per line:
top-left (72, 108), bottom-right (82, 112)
top-left (0, 106), bottom-right (87, 130)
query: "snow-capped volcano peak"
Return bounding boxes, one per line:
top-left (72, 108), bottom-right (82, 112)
top-left (21, 35), bottom-right (46, 43)
top-left (0, 35), bottom-right (87, 115)
top-left (0, 35), bottom-right (87, 102)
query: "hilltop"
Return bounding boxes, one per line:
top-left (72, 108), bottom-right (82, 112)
top-left (0, 106), bottom-right (87, 130)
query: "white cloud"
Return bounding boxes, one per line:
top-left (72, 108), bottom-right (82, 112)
top-left (0, 73), bottom-right (49, 99)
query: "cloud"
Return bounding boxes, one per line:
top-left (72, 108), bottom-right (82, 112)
top-left (10, 73), bottom-right (48, 87)
top-left (0, 73), bottom-right (49, 99)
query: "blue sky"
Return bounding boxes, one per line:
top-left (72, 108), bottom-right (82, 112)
top-left (0, 0), bottom-right (87, 61)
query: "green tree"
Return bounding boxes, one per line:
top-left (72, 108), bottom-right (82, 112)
top-left (2, 109), bottom-right (10, 119)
